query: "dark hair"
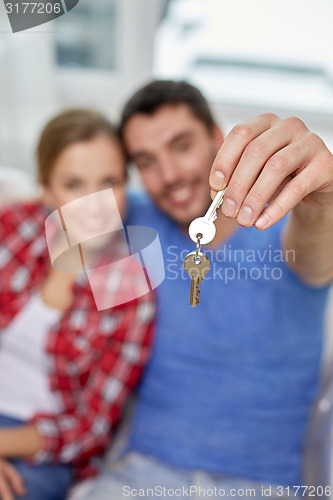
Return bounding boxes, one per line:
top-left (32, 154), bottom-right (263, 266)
top-left (37, 109), bottom-right (122, 185)
top-left (120, 80), bottom-right (216, 138)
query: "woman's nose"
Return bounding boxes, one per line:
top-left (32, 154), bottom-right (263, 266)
top-left (82, 189), bottom-right (106, 216)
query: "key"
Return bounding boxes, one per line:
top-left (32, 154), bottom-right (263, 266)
top-left (189, 188), bottom-right (227, 244)
top-left (184, 251), bottom-right (211, 307)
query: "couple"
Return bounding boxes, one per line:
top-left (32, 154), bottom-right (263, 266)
top-left (1, 80), bottom-right (333, 500)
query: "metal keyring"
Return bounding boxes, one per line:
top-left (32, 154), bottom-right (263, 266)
top-left (195, 234), bottom-right (202, 259)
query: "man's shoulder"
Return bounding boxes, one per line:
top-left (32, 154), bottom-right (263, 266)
top-left (127, 188), bottom-right (152, 212)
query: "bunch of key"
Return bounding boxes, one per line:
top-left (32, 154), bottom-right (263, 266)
top-left (184, 189), bottom-right (226, 307)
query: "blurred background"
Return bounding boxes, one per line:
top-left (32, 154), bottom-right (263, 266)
top-left (1, 0), bottom-right (333, 491)
top-left (0, 0), bottom-right (333, 193)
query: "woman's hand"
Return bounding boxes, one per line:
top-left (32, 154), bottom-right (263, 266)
top-left (0, 458), bottom-right (26, 500)
top-left (0, 426), bottom-right (41, 459)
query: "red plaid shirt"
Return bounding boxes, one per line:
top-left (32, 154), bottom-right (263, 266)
top-left (0, 200), bottom-right (155, 478)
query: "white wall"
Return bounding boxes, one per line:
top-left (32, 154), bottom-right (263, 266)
top-left (213, 104), bottom-right (333, 156)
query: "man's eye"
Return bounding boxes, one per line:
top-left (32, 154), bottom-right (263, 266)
top-left (137, 157), bottom-right (155, 170)
top-left (174, 142), bottom-right (190, 152)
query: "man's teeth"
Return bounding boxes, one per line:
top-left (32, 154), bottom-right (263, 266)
top-left (170, 187), bottom-right (192, 202)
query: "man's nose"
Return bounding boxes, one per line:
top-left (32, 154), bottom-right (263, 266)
top-left (158, 156), bottom-right (180, 185)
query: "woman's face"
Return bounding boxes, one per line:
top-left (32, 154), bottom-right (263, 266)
top-left (43, 133), bottom-right (127, 249)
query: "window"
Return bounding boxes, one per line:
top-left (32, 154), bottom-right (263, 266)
top-left (54, 0), bottom-right (117, 70)
top-left (154, 0), bottom-right (333, 114)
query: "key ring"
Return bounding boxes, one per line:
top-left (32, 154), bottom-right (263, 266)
top-left (195, 233), bottom-right (202, 259)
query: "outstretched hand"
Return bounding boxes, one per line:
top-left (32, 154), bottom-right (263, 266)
top-left (209, 113), bottom-right (333, 229)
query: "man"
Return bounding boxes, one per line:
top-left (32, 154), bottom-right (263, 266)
top-left (83, 81), bottom-right (333, 499)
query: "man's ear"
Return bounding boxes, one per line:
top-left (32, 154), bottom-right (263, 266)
top-left (212, 125), bottom-right (224, 148)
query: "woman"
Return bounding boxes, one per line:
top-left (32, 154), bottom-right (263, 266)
top-left (0, 110), bottom-right (155, 500)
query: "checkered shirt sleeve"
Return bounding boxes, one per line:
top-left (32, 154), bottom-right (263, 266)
top-left (0, 201), bottom-right (155, 475)
top-left (30, 295), bottom-right (154, 466)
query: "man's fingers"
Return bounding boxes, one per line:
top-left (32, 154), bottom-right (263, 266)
top-left (209, 113), bottom-right (279, 190)
top-left (254, 165), bottom-right (323, 230)
top-left (220, 122), bottom-right (307, 220)
top-left (3, 462), bottom-right (26, 496)
top-left (0, 473), bottom-right (15, 500)
top-left (233, 140), bottom-right (314, 227)
top-left (210, 116), bottom-right (310, 216)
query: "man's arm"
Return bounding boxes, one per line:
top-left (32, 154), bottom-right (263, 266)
top-left (282, 203), bottom-right (333, 286)
top-left (209, 113), bottom-right (333, 286)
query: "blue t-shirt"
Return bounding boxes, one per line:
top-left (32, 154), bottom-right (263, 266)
top-left (125, 189), bottom-right (330, 486)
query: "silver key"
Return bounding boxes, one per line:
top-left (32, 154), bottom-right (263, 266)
top-left (189, 188), bottom-right (227, 244)
top-left (183, 251), bottom-right (211, 307)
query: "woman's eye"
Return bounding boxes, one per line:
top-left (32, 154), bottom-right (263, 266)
top-left (103, 178), bottom-right (120, 187)
top-left (65, 181), bottom-right (81, 190)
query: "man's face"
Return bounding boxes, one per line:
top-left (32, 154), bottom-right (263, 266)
top-left (123, 104), bottom-right (223, 227)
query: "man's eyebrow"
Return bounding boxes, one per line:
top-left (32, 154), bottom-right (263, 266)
top-left (168, 131), bottom-right (195, 145)
top-left (130, 131), bottom-right (195, 160)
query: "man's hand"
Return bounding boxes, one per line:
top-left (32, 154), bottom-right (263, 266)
top-left (0, 458), bottom-right (26, 500)
top-left (209, 113), bottom-right (333, 229)
top-left (209, 113), bottom-right (333, 285)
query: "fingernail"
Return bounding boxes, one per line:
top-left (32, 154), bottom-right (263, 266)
top-left (210, 189), bottom-right (217, 200)
top-left (210, 170), bottom-right (225, 190)
top-left (255, 213), bottom-right (270, 229)
top-left (222, 197), bottom-right (237, 217)
top-left (237, 205), bottom-right (253, 226)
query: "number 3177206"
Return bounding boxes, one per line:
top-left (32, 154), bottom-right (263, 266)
top-left (5, 3), bottom-right (62, 14)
